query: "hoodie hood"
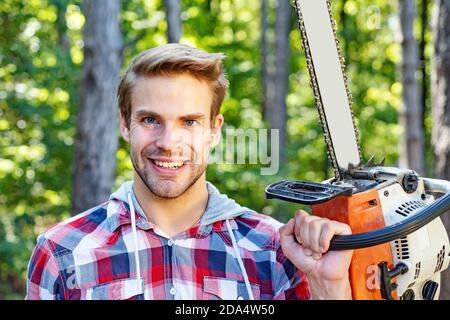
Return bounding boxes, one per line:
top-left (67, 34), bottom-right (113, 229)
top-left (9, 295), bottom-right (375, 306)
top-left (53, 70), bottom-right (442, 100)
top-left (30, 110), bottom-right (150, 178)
top-left (109, 180), bottom-right (254, 228)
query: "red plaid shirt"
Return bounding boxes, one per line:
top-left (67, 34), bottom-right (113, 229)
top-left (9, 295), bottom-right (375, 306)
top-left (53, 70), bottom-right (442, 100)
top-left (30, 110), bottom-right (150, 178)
top-left (26, 182), bottom-right (311, 300)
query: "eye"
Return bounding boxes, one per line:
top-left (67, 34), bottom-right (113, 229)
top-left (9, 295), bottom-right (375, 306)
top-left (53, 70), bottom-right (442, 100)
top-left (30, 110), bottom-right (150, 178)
top-left (143, 117), bottom-right (158, 125)
top-left (184, 119), bottom-right (198, 127)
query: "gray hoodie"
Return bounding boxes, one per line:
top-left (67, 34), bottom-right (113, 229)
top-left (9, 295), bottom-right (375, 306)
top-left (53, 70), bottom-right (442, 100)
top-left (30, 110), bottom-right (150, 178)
top-left (110, 181), bottom-right (255, 228)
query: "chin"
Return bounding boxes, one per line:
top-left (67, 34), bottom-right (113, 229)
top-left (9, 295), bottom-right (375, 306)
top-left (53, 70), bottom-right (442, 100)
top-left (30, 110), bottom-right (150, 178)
top-left (149, 181), bottom-right (188, 198)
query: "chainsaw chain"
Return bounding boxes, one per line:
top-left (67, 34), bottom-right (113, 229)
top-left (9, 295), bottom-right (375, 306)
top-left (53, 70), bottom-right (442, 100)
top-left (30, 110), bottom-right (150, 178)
top-left (292, 0), bottom-right (362, 180)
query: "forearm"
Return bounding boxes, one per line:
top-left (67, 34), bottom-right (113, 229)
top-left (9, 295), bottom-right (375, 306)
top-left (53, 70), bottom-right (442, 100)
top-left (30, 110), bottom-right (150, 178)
top-left (307, 276), bottom-right (352, 300)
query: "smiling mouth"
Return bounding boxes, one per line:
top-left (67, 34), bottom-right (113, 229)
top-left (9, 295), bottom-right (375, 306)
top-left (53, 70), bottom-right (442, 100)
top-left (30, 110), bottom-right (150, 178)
top-left (150, 159), bottom-right (186, 170)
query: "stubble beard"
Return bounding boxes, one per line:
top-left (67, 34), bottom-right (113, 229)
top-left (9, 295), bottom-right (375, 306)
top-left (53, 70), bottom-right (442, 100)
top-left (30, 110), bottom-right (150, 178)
top-left (130, 145), bottom-right (207, 199)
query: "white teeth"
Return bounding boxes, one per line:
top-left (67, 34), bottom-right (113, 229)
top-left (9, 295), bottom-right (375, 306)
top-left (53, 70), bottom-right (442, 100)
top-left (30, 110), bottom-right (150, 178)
top-left (153, 160), bottom-right (184, 169)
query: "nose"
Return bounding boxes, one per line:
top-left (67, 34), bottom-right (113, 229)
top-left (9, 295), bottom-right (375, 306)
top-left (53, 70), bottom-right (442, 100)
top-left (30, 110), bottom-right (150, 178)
top-left (155, 124), bottom-right (183, 151)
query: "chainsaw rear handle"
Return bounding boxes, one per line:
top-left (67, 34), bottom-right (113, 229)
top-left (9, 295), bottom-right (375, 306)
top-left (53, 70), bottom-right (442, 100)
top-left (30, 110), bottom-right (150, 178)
top-left (328, 178), bottom-right (450, 250)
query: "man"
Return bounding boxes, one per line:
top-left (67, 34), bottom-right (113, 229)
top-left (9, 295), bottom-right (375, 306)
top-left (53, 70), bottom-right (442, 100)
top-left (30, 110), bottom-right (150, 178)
top-left (26, 44), bottom-right (352, 300)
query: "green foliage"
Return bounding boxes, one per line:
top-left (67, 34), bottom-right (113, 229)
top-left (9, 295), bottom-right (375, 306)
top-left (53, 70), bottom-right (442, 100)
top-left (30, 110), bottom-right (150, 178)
top-left (0, 0), bottom-right (80, 299)
top-left (0, 0), bottom-right (432, 298)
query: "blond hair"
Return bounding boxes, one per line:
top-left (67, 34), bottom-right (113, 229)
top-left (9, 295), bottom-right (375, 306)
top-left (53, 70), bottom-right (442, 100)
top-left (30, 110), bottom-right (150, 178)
top-left (118, 43), bottom-right (229, 128)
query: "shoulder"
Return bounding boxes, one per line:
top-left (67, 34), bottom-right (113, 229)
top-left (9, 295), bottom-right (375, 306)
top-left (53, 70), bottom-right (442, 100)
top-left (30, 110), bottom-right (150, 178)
top-left (232, 211), bottom-right (284, 251)
top-left (37, 200), bottom-right (118, 255)
top-left (235, 211), bottom-right (284, 233)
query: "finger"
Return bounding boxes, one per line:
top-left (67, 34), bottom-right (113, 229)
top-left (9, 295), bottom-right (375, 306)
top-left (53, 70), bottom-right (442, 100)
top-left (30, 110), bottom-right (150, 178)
top-left (293, 214), bottom-right (303, 245)
top-left (292, 211), bottom-right (306, 244)
top-left (334, 221), bottom-right (352, 236)
top-left (279, 218), bottom-right (296, 247)
top-left (318, 222), bottom-right (334, 253)
top-left (295, 209), bottom-right (309, 218)
top-left (298, 214), bottom-right (314, 250)
top-left (298, 215), bottom-right (319, 257)
top-left (319, 221), bottom-right (352, 253)
top-left (308, 218), bottom-right (326, 254)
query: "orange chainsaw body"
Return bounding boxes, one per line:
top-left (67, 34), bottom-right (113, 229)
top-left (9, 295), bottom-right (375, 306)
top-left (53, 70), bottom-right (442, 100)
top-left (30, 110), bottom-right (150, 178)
top-left (312, 189), bottom-right (396, 300)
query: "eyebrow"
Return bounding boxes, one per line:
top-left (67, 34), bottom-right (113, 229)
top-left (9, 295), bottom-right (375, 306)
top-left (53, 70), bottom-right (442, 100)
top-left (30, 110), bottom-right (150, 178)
top-left (134, 109), bottom-right (206, 121)
top-left (134, 110), bottom-right (160, 119)
top-left (179, 113), bottom-right (206, 120)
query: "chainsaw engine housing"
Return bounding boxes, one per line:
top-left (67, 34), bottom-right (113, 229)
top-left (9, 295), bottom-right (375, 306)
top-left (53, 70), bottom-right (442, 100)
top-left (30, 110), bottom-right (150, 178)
top-left (378, 178), bottom-right (449, 300)
top-left (294, 166), bottom-right (450, 300)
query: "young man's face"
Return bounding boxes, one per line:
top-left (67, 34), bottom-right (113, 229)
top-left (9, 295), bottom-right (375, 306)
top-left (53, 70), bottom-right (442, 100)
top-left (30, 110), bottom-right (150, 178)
top-left (120, 73), bottom-right (223, 198)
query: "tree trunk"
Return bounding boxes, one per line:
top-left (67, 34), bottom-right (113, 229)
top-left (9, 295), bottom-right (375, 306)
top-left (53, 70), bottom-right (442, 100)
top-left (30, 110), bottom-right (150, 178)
top-left (261, 0), bottom-right (274, 122)
top-left (420, 0), bottom-right (429, 135)
top-left (164, 0), bottom-right (182, 43)
top-left (399, 0), bottom-right (425, 176)
top-left (432, 0), bottom-right (450, 300)
top-left (268, 0), bottom-right (290, 164)
top-left (72, 0), bottom-right (122, 214)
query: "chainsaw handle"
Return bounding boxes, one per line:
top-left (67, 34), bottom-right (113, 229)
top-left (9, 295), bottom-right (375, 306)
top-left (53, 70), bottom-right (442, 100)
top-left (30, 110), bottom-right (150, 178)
top-left (265, 180), bottom-right (354, 205)
top-left (422, 177), bottom-right (450, 195)
top-left (329, 179), bottom-right (450, 250)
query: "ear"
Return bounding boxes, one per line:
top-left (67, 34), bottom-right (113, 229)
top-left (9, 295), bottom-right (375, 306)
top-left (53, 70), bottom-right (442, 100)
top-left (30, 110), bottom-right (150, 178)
top-left (209, 114), bottom-right (224, 148)
top-left (119, 114), bottom-right (130, 143)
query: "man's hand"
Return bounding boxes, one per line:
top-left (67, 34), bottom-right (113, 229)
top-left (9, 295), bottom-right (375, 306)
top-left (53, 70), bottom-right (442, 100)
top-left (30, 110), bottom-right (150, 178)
top-left (279, 210), bottom-right (353, 300)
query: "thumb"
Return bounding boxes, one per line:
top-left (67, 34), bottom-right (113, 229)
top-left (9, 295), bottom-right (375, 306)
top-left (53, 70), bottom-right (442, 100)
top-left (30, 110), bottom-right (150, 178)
top-left (280, 218), bottom-right (314, 275)
top-left (280, 218), bottom-right (296, 247)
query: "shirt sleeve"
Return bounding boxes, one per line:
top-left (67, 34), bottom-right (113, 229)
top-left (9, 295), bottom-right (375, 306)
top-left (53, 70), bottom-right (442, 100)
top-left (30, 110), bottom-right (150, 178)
top-left (272, 235), bottom-right (311, 300)
top-left (25, 235), bottom-right (65, 300)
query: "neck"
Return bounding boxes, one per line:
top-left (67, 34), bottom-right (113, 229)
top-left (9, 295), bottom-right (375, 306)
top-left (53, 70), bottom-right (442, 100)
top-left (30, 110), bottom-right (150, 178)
top-left (132, 173), bottom-right (209, 238)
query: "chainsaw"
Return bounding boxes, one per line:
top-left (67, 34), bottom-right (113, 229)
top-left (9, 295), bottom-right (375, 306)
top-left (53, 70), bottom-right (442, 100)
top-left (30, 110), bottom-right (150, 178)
top-left (265, 0), bottom-right (450, 300)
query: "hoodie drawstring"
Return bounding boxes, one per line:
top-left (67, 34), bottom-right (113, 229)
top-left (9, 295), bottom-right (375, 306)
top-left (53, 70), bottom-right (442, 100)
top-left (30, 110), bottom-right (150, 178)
top-left (225, 219), bottom-right (254, 300)
top-left (127, 193), bottom-right (143, 292)
top-left (127, 192), bottom-right (253, 300)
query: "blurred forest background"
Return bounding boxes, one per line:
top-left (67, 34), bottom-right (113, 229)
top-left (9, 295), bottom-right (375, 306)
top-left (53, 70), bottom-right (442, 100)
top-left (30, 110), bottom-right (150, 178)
top-left (1, 0), bottom-right (449, 299)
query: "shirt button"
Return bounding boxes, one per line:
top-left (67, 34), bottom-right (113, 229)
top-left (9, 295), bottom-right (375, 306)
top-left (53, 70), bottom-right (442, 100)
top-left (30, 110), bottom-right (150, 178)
top-left (168, 239), bottom-right (174, 246)
top-left (237, 296), bottom-right (244, 300)
top-left (170, 287), bottom-right (176, 295)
